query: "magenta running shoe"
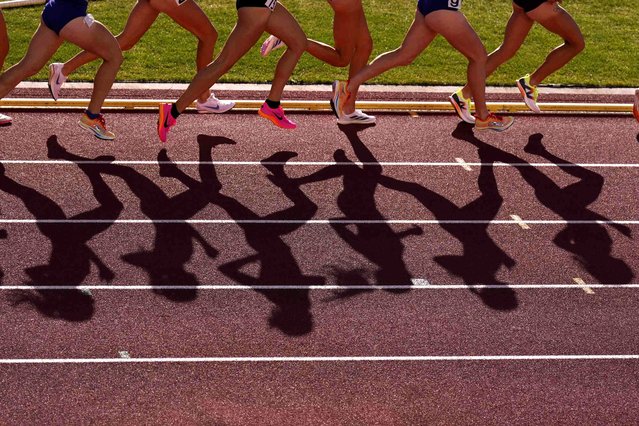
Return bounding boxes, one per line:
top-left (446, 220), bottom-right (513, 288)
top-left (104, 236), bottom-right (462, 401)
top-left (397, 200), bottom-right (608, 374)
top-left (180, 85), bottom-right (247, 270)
top-left (258, 103), bottom-right (296, 129)
top-left (158, 103), bottom-right (177, 142)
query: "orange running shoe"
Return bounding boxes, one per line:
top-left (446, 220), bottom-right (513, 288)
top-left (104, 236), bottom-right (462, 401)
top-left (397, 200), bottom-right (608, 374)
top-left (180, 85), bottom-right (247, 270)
top-left (79, 112), bottom-right (115, 140)
top-left (474, 113), bottom-right (515, 132)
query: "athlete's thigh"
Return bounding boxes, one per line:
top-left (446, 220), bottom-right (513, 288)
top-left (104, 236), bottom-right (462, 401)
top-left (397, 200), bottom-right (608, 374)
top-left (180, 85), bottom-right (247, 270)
top-left (119, 0), bottom-right (159, 44)
top-left (425, 10), bottom-right (484, 60)
top-left (528, 3), bottom-right (582, 44)
top-left (265, 4), bottom-right (305, 48)
top-left (217, 8), bottom-right (270, 64)
top-left (400, 10), bottom-right (436, 54)
top-left (165, 0), bottom-right (213, 37)
top-left (328, 0), bottom-right (362, 14)
top-left (500, 4), bottom-right (534, 50)
top-left (21, 22), bottom-right (62, 70)
top-left (60, 18), bottom-right (120, 59)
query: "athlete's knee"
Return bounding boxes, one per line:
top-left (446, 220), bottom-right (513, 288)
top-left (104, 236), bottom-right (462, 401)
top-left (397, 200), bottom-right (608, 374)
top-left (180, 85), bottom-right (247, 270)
top-left (195, 21), bottom-right (218, 45)
top-left (286, 34), bottom-right (307, 56)
top-left (104, 45), bottom-right (124, 66)
top-left (568, 35), bottom-right (585, 53)
top-left (360, 34), bottom-right (373, 57)
top-left (467, 46), bottom-right (488, 65)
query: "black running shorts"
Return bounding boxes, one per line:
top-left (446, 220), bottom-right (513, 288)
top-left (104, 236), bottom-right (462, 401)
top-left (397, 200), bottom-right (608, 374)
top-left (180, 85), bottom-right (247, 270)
top-left (513, 0), bottom-right (546, 13)
top-left (236, 0), bottom-right (277, 11)
top-left (417, 0), bottom-right (462, 16)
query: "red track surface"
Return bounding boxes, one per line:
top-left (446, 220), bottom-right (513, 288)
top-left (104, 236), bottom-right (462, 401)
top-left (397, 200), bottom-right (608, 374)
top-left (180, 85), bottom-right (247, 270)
top-left (0, 106), bottom-right (638, 424)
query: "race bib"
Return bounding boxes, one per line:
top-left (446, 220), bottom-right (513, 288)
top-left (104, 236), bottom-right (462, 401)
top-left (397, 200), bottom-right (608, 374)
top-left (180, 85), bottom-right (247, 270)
top-left (448, 0), bottom-right (462, 9)
top-left (265, 0), bottom-right (277, 11)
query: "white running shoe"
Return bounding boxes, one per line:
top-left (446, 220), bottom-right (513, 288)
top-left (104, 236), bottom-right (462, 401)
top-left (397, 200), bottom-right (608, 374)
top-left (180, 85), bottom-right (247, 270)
top-left (196, 94), bottom-right (235, 114)
top-left (0, 112), bottom-right (12, 125)
top-left (261, 35), bottom-right (286, 57)
top-left (337, 110), bottom-right (376, 125)
top-left (48, 63), bottom-right (67, 101)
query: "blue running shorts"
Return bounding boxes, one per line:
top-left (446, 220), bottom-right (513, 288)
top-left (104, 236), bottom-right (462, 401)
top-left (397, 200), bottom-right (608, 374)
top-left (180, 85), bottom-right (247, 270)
top-left (513, 0), bottom-right (546, 13)
top-left (417, 0), bottom-right (462, 16)
top-left (42, 0), bottom-right (89, 35)
top-left (236, 0), bottom-right (277, 11)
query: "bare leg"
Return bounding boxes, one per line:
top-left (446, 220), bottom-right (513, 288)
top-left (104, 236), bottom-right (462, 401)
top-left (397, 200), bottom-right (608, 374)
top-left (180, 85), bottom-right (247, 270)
top-left (0, 11), bottom-right (8, 70)
top-left (306, 0), bottom-right (367, 68)
top-left (265, 4), bottom-right (306, 102)
top-left (345, 10), bottom-right (433, 114)
top-left (61, 0), bottom-right (157, 77)
top-left (165, 0), bottom-right (219, 102)
top-left (0, 22), bottom-right (61, 99)
top-left (527, 3), bottom-right (584, 86)
top-left (60, 18), bottom-right (123, 114)
top-left (461, 5), bottom-right (533, 99)
top-left (425, 11), bottom-right (489, 119)
top-left (175, 8), bottom-right (270, 113)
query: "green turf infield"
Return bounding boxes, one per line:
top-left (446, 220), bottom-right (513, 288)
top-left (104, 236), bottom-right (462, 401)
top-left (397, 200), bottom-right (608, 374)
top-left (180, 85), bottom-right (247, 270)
top-left (2, 0), bottom-right (638, 87)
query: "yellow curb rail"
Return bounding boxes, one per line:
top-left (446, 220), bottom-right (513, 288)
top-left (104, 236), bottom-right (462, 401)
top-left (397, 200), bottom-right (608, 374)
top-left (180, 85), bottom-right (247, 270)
top-left (0, 98), bottom-right (633, 113)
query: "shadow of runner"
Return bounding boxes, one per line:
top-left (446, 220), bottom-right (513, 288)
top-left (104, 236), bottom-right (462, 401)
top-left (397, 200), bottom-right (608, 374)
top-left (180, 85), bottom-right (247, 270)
top-left (48, 138), bottom-right (218, 303)
top-left (0, 228), bottom-right (6, 285)
top-left (293, 125), bottom-right (422, 298)
top-left (0, 136), bottom-right (123, 321)
top-left (379, 142), bottom-right (517, 310)
top-left (453, 123), bottom-right (634, 284)
top-left (160, 135), bottom-right (323, 336)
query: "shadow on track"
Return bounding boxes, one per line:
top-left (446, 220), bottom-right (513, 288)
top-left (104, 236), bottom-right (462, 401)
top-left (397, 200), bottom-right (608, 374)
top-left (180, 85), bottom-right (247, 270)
top-left (48, 138), bottom-right (218, 303)
top-left (0, 136), bottom-right (123, 321)
top-left (0, 228), bottom-right (6, 285)
top-left (453, 123), bottom-right (634, 284)
top-left (293, 125), bottom-right (422, 299)
top-left (161, 135), bottom-right (323, 336)
top-left (379, 139), bottom-right (517, 311)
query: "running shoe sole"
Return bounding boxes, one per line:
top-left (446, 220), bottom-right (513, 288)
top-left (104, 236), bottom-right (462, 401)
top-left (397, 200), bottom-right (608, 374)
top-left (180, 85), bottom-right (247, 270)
top-left (516, 79), bottom-right (541, 113)
top-left (258, 109), bottom-right (296, 130)
top-left (78, 121), bottom-right (115, 140)
top-left (448, 93), bottom-right (475, 124)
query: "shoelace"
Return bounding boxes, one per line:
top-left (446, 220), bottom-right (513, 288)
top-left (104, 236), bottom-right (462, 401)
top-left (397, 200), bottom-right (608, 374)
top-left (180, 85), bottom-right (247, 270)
top-left (96, 114), bottom-right (107, 129)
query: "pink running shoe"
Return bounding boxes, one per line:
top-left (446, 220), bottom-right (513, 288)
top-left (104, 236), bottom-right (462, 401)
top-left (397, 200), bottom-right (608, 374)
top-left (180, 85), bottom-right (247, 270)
top-left (258, 103), bottom-right (296, 129)
top-left (158, 103), bottom-right (177, 142)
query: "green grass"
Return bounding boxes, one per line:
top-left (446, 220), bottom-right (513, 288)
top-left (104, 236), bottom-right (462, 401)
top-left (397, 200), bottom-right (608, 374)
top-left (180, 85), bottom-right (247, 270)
top-left (2, 0), bottom-right (638, 87)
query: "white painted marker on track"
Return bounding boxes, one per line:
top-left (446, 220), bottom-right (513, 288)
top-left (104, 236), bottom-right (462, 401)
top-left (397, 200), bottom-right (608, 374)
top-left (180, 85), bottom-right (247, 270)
top-left (573, 278), bottom-right (595, 295)
top-left (510, 215), bottom-right (531, 230)
top-left (118, 351), bottom-right (131, 359)
top-left (455, 158), bottom-right (472, 171)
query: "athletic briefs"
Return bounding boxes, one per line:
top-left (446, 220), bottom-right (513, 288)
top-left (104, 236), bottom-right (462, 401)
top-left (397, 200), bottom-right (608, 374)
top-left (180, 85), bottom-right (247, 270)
top-left (513, 0), bottom-right (546, 12)
top-left (417, 0), bottom-right (462, 16)
top-left (42, 0), bottom-right (88, 35)
top-left (236, 0), bottom-right (277, 11)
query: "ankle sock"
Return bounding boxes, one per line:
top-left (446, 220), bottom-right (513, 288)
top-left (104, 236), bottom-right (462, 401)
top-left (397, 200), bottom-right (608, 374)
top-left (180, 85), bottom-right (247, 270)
top-left (170, 103), bottom-right (181, 119)
top-left (266, 99), bottom-right (280, 109)
top-left (85, 110), bottom-right (100, 120)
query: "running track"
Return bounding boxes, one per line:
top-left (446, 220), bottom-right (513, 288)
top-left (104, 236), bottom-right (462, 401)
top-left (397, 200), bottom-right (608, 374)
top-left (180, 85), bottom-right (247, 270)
top-left (0, 104), bottom-right (638, 423)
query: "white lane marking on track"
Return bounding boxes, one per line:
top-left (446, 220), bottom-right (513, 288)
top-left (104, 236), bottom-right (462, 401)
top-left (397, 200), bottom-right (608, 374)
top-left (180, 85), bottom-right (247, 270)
top-left (573, 278), bottom-right (595, 295)
top-left (411, 278), bottom-right (431, 286)
top-left (1, 219), bottom-right (638, 225)
top-left (1, 284), bottom-right (638, 291)
top-left (510, 215), bottom-right (531, 230)
top-left (455, 158), bottom-right (472, 171)
top-left (118, 351), bottom-right (131, 359)
top-left (1, 160), bottom-right (639, 168)
top-left (1, 355), bottom-right (638, 364)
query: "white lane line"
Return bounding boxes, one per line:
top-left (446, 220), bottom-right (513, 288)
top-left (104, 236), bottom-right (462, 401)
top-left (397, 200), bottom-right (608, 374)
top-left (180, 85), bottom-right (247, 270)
top-left (1, 160), bottom-right (639, 168)
top-left (0, 354), bottom-right (638, 364)
top-left (510, 215), bottom-right (531, 230)
top-left (573, 278), bottom-right (595, 295)
top-left (118, 351), bottom-right (131, 359)
top-left (1, 219), bottom-right (638, 225)
top-left (455, 158), bottom-right (472, 171)
top-left (1, 284), bottom-right (638, 291)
